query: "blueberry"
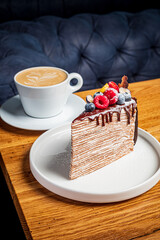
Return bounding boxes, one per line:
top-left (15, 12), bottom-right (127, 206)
top-left (85, 103), bottom-right (95, 112)
top-left (117, 93), bottom-right (125, 105)
top-left (124, 92), bottom-right (131, 101)
top-left (93, 92), bottom-right (103, 98)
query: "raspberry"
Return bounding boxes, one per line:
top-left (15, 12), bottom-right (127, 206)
top-left (93, 95), bottom-right (109, 109)
top-left (104, 87), bottom-right (118, 105)
top-left (109, 81), bottom-right (119, 92)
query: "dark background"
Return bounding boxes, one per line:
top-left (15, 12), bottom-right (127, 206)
top-left (0, 165), bottom-right (26, 238)
top-left (0, 0), bottom-right (160, 23)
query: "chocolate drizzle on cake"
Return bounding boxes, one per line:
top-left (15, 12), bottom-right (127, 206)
top-left (75, 98), bottom-right (137, 127)
top-left (74, 98), bottom-right (138, 145)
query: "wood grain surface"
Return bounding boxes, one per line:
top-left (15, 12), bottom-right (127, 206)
top-left (0, 79), bottom-right (160, 240)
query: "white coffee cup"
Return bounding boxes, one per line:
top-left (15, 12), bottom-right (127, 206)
top-left (14, 66), bottom-right (83, 118)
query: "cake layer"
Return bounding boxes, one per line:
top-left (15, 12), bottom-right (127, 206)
top-left (70, 99), bottom-right (137, 180)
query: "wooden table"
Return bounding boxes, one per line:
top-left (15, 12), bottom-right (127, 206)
top-left (0, 79), bottom-right (160, 240)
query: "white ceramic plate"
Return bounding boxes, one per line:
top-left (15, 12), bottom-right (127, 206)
top-left (30, 123), bottom-right (160, 203)
top-left (0, 95), bottom-right (85, 130)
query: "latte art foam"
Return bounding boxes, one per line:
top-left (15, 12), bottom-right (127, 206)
top-left (16, 67), bottom-right (67, 87)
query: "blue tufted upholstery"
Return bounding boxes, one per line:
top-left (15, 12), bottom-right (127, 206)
top-left (0, 9), bottom-right (160, 105)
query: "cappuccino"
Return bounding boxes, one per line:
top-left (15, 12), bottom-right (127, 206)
top-left (16, 67), bottom-right (67, 87)
top-left (14, 66), bottom-right (83, 118)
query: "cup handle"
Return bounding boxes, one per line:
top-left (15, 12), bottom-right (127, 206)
top-left (67, 73), bottom-right (83, 93)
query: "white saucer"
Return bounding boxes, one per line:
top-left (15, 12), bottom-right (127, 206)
top-left (0, 95), bottom-right (85, 130)
top-left (30, 124), bottom-right (160, 203)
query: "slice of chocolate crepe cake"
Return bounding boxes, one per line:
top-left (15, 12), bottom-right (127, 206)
top-left (70, 76), bottom-right (138, 180)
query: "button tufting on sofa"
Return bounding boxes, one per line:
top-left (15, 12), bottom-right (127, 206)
top-left (0, 9), bottom-right (160, 104)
